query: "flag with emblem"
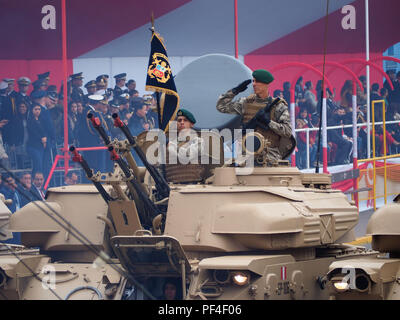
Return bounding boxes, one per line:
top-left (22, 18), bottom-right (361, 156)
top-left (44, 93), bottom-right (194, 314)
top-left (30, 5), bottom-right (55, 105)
top-left (145, 29), bottom-right (179, 132)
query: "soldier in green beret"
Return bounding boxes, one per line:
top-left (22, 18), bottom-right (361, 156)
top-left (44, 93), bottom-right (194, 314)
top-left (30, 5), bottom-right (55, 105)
top-left (216, 69), bottom-right (295, 165)
top-left (167, 108), bottom-right (205, 164)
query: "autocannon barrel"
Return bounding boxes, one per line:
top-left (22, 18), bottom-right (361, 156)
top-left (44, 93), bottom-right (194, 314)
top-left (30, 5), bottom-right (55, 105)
top-left (112, 113), bottom-right (170, 199)
top-left (87, 112), bottom-right (111, 145)
top-left (69, 146), bottom-right (113, 203)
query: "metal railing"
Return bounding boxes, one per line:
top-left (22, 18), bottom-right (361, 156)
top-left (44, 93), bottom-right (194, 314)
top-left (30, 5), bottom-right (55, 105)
top-left (295, 119), bottom-right (400, 169)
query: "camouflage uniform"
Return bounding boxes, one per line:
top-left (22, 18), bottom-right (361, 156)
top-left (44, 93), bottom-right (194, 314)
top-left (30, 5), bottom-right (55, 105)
top-left (216, 90), bottom-right (294, 164)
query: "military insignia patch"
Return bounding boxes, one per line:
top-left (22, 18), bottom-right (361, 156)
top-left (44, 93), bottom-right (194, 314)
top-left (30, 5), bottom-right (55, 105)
top-left (147, 53), bottom-right (171, 84)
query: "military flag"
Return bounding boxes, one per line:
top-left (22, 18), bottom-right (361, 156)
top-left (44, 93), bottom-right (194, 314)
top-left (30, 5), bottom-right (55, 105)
top-left (145, 30), bottom-right (179, 132)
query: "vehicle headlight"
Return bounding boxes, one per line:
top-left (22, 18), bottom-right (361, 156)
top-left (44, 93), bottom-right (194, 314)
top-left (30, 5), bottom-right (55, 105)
top-left (333, 281), bottom-right (350, 292)
top-left (232, 271), bottom-right (250, 286)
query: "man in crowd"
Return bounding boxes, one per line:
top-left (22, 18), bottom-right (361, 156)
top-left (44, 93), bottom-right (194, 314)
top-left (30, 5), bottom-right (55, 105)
top-left (127, 79), bottom-right (137, 97)
top-left (113, 73), bottom-right (128, 97)
top-left (78, 94), bottom-right (110, 173)
top-left (18, 172), bottom-right (40, 207)
top-left (2, 174), bottom-right (21, 213)
top-left (70, 72), bottom-right (85, 103)
top-left (65, 171), bottom-right (78, 185)
top-left (32, 172), bottom-right (46, 200)
top-left (84, 80), bottom-right (97, 105)
top-left (37, 72), bottom-right (50, 89)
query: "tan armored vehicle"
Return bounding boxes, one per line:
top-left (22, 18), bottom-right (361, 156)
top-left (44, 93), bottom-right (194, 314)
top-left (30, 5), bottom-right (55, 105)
top-left (0, 112), bottom-right (396, 300)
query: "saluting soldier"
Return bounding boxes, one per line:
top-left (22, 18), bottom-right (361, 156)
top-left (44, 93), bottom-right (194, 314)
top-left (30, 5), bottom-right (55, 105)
top-left (70, 72), bottom-right (85, 103)
top-left (95, 74), bottom-right (109, 95)
top-left (216, 69), bottom-right (295, 165)
top-left (113, 73), bottom-right (128, 97)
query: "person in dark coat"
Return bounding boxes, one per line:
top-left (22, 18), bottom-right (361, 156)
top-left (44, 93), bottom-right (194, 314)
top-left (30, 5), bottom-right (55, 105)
top-left (27, 104), bottom-right (48, 176)
top-left (70, 72), bottom-right (85, 103)
top-left (3, 99), bottom-right (30, 168)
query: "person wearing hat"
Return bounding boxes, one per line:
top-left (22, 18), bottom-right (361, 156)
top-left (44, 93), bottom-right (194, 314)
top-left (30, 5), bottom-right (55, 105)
top-left (96, 75), bottom-right (109, 93)
top-left (216, 69), bottom-right (295, 165)
top-left (30, 79), bottom-right (48, 100)
top-left (37, 72), bottom-right (50, 87)
top-left (84, 80), bottom-right (97, 105)
top-left (117, 94), bottom-right (132, 123)
top-left (2, 77), bottom-right (32, 124)
top-left (167, 108), bottom-right (206, 165)
top-left (76, 94), bottom-right (110, 173)
top-left (113, 73), bottom-right (128, 97)
top-left (70, 72), bottom-right (84, 103)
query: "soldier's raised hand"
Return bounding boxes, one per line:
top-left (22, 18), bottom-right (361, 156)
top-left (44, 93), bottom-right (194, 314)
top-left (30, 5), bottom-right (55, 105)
top-left (231, 79), bottom-right (252, 95)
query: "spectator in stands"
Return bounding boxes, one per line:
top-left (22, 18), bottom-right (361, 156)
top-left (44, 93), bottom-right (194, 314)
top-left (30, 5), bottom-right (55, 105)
top-left (295, 76), bottom-right (305, 108)
top-left (390, 72), bottom-right (400, 118)
top-left (304, 81), bottom-right (318, 114)
top-left (340, 80), bottom-right (353, 111)
top-left (4, 99), bottom-right (29, 169)
top-left (2, 174), bottom-right (21, 213)
top-left (327, 106), bottom-right (353, 165)
top-left (32, 172), bottom-right (45, 200)
top-left (18, 172), bottom-right (39, 207)
top-left (68, 101), bottom-right (79, 145)
top-left (282, 81), bottom-right (291, 103)
top-left (64, 171), bottom-right (78, 185)
top-left (384, 69), bottom-right (396, 103)
top-left (31, 90), bottom-right (55, 179)
top-left (296, 107), bottom-right (317, 169)
top-left (357, 75), bottom-right (367, 107)
top-left (27, 104), bottom-right (47, 176)
top-left (2, 173), bottom-right (22, 244)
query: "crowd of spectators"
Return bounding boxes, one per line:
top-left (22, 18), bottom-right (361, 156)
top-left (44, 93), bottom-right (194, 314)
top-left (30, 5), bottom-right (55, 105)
top-left (273, 70), bottom-right (400, 169)
top-left (0, 71), bottom-right (159, 214)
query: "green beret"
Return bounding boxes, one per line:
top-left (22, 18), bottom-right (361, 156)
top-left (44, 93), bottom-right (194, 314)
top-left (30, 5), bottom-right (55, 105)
top-left (252, 69), bottom-right (274, 84)
top-left (177, 108), bottom-right (196, 124)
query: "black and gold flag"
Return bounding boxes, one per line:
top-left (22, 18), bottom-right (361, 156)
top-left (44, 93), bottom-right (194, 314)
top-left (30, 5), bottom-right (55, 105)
top-left (145, 31), bottom-right (179, 132)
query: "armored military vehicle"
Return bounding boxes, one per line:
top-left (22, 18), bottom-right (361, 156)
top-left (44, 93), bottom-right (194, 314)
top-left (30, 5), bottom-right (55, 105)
top-left (2, 108), bottom-right (393, 300)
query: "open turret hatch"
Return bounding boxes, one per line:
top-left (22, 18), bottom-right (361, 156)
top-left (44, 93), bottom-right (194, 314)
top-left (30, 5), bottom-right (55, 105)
top-left (110, 234), bottom-right (191, 277)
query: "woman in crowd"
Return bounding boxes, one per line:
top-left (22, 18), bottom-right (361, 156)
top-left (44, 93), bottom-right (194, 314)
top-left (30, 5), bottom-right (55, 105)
top-left (68, 101), bottom-right (79, 145)
top-left (27, 104), bottom-right (47, 175)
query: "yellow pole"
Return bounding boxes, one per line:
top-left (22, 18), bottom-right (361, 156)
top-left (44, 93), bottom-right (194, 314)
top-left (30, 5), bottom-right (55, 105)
top-left (358, 153), bottom-right (400, 162)
top-left (372, 101), bottom-right (376, 211)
